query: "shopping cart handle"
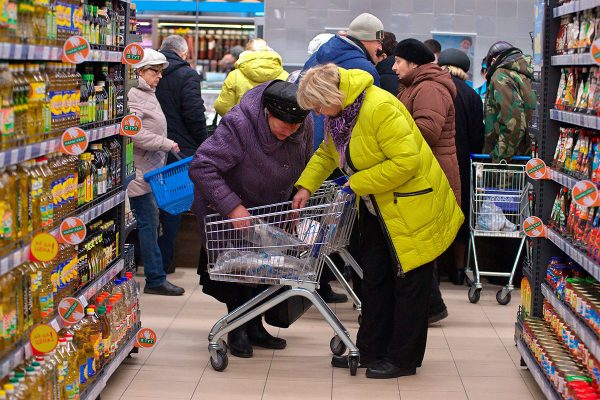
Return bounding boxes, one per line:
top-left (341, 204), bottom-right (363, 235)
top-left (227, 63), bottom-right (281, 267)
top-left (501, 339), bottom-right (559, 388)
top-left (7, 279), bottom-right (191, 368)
top-left (332, 176), bottom-right (349, 186)
top-left (470, 153), bottom-right (531, 161)
top-left (341, 186), bottom-right (354, 194)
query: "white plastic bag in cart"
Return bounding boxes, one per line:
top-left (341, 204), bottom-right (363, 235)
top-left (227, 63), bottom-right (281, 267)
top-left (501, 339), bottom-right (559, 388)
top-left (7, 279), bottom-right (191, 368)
top-left (211, 250), bottom-right (314, 280)
top-left (242, 219), bottom-right (310, 249)
top-left (295, 219), bottom-right (321, 244)
top-left (476, 201), bottom-right (517, 232)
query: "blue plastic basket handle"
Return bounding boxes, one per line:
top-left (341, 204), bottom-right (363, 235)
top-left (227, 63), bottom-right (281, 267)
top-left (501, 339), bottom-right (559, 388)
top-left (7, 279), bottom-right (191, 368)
top-left (171, 150), bottom-right (185, 161)
top-left (332, 175), bottom-right (349, 186)
top-left (470, 153), bottom-right (531, 161)
top-left (341, 186), bottom-right (354, 195)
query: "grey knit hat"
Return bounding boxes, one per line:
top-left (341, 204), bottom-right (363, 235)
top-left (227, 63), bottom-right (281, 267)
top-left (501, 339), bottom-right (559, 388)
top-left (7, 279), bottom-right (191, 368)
top-left (347, 13), bottom-right (384, 41)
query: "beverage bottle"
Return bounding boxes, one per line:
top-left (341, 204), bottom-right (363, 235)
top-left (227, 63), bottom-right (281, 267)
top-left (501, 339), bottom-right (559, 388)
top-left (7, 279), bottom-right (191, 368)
top-left (37, 352), bottom-right (59, 400)
top-left (0, 63), bottom-right (15, 150)
top-left (10, 64), bottom-right (23, 147)
top-left (71, 314), bottom-right (90, 389)
top-left (2, 384), bottom-right (14, 400)
top-left (38, 257), bottom-right (53, 319)
top-left (4, 271), bottom-right (16, 347)
top-left (30, 362), bottom-right (45, 400)
top-left (0, 175), bottom-right (11, 255)
top-left (105, 304), bottom-right (115, 357)
top-left (15, 263), bottom-right (31, 332)
top-left (0, 390), bottom-right (5, 400)
top-left (63, 333), bottom-right (80, 399)
top-left (84, 307), bottom-right (101, 383)
top-left (96, 306), bottom-right (110, 370)
top-left (11, 373), bottom-right (25, 400)
top-left (72, 66), bottom-right (81, 126)
top-left (55, 337), bottom-right (69, 398)
top-left (23, 366), bottom-right (41, 400)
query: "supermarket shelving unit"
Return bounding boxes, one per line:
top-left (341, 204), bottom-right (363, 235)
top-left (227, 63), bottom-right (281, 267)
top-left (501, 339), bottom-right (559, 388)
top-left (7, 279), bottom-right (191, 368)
top-left (0, 0), bottom-right (141, 393)
top-left (516, 0), bottom-right (600, 396)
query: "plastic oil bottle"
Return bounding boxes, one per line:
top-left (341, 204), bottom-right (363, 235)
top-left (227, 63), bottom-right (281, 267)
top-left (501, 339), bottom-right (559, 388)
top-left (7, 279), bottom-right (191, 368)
top-left (16, 162), bottom-right (31, 240)
top-left (0, 63), bottom-right (14, 150)
top-left (97, 305), bottom-right (111, 370)
top-left (63, 332), bottom-right (80, 399)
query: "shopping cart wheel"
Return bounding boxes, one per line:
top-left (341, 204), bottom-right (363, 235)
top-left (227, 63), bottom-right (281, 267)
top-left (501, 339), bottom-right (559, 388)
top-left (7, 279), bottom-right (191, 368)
top-left (330, 336), bottom-right (346, 356)
top-left (210, 349), bottom-right (228, 372)
top-left (496, 289), bottom-right (511, 305)
top-left (349, 355), bottom-right (359, 376)
top-left (468, 287), bottom-right (481, 304)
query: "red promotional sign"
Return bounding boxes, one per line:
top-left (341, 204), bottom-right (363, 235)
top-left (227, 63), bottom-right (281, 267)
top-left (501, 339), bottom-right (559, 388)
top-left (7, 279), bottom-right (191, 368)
top-left (572, 180), bottom-right (600, 207)
top-left (523, 216), bottom-right (546, 238)
top-left (58, 297), bottom-right (85, 326)
top-left (136, 328), bottom-right (157, 348)
top-left (59, 217), bottom-right (87, 245)
top-left (60, 127), bottom-right (89, 155)
top-left (62, 36), bottom-right (91, 64)
top-left (525, 158), bottom-right (550, 180)
top-left (120, 114), bottom-right (142, 137)
top-left (122, 43), bottom-right (145, 65)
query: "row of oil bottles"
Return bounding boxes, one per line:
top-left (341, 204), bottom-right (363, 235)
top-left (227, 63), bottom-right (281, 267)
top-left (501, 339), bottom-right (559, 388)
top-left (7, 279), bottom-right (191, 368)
top-left (0, 0), bottom-right (128, 49)
top-left (0, 137), bottom-right (125, 256)
top-left (0, 271), bottom-right (140, 399)
top-left (0, 215), bottom-right (121, 358)
top-left (0, 62), bottom-right (126, 150)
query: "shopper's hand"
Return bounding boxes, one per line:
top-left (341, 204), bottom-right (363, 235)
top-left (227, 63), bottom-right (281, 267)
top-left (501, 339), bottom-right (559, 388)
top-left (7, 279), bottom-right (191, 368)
top-left (228, 204), bottom-right (251, 229)
top-left (292, 187), bottom-right (311, 209)
top-left (171, 142), bottom-right (180, 154)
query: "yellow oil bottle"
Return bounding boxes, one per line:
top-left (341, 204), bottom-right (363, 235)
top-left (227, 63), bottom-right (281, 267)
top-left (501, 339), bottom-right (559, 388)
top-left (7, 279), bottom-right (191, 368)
top-left (0, 63), bottom-right (14, 150)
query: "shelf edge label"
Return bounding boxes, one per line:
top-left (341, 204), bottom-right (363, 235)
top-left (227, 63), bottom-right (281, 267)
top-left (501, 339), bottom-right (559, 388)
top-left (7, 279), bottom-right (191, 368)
top-left (60, 127), bottom-right (89, 155)
top-left (59, 217), bottom-right (87, 245)
top-left (30, 324), bottom-right (58, 354)
top-left (122, 43), bottom-right (145, 65)
top-left (30, 232), bottom-right (59, 262)
top-left (525, 158), bottom-right (550, 180)
top-left (120, 114), bottom-right (142, 137)
top-left (572, 180), bottom-right (600, 207)
top-left (62, 36), bottom-right (90, 64)
top-left (523, 216), bottom-right (546, 238)
top-left (136, 328), bottom-right (157, 348)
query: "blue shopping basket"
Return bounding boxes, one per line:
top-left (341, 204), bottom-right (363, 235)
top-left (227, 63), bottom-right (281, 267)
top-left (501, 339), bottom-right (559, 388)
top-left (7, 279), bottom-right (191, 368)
top-left (144, 155), bottom-right (194, 215)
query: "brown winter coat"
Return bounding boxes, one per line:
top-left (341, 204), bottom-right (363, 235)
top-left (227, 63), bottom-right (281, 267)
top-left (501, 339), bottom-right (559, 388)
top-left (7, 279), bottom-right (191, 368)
top-left (397, 63), bottom-right (461, 205)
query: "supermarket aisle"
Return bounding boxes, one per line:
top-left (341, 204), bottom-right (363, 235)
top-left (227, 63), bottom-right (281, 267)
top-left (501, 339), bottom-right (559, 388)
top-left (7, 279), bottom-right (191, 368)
top-left (100, 268), bottom-right (545, 400)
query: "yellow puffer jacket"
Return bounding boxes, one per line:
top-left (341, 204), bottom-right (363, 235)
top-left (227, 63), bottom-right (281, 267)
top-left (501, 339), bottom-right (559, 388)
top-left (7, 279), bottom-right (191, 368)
top-left (296, 68), bottom-right (464, 273)
top-left (214, 50), bottom-right (289, 116)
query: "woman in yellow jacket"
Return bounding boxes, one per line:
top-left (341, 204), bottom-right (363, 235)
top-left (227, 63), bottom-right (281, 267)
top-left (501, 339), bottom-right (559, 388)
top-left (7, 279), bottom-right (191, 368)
top-left (293, 64), bottom-right (463, 379)
top-left (214, 49), bottom-right (289, 116)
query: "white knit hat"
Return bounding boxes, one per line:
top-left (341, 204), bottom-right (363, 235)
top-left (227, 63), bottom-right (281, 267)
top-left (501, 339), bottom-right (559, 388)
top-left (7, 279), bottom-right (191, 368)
top-left (134, 48), bottom-right (169, 70)
top-left (347, 13), bottom-right (384, 41)
top-left (307, 33), bottom-right (334, 55)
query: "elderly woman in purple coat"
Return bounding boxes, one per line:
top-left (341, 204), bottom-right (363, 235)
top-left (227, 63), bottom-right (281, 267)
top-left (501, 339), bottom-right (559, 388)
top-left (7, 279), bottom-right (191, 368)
top-left (189, 80), bottom-right (313, 359)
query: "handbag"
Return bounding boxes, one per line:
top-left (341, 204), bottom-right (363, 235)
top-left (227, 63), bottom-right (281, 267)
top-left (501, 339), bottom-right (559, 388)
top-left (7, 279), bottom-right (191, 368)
top-left (265, 292), bottom-right (312, 328)
top-left (206, 114), bottom-right (219, 137)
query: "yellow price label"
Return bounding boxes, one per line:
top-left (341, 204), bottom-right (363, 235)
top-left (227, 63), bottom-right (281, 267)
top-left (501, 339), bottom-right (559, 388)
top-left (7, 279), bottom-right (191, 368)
top-left (30, 232), bottom-right (59, 262)
top-left (30, 324), bottom-right (58, 354)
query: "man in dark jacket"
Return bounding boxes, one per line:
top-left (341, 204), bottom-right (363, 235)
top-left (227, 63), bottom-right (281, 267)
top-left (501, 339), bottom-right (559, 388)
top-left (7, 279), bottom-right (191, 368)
top-left (156, 35), bottom-right (209, 274)
top-left (376, 31), bottom-right (399, 96)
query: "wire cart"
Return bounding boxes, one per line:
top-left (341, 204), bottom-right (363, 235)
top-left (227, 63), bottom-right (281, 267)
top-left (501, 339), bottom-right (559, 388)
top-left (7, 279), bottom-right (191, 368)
top-left (205, 185), bottom-right (361, 375)
top-left (466, 154), bottom-right (532, 305)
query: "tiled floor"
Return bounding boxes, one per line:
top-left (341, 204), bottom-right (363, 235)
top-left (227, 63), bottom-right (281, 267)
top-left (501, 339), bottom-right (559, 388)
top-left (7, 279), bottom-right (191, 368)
top-left (101, 268), bottom-right (545, 400)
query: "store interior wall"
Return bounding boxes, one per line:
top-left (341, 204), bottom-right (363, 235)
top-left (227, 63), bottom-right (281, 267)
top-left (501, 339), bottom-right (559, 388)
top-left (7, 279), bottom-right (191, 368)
top-left (264, 0), bottom-right (535, 88)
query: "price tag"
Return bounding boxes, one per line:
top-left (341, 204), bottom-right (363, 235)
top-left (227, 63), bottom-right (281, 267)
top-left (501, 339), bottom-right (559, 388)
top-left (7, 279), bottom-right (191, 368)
top-left (136, 328), bottom-right (157, 348)
top-left (523, 216), bottom-right (547, 238)
top-left (58, 297), bottom-right (85, 326)
top-left (120, 114), bottom-right (142, 136)
top-left (42, 46), bottom-right (50, 59)
top-left (60, 127), bottom-right (89, 155)
top-left (526, 158), bottom-right (550, 180)
top-left (59, 217), bottom-right (87, 245)
top-left (30, 232), bottom-right (59, 262)
top-left (122, 43), bottom-right (144, 65)
top-left (30, 324), bottom-right (58, 354)
top-left (27, 45), bottom-right (35, 59)
top-left (572, 180), bottom-right (600, 207)
top-left (13, 44), bottom-right (22, 59)
top-left (62, 36), bottom-right (90, 64)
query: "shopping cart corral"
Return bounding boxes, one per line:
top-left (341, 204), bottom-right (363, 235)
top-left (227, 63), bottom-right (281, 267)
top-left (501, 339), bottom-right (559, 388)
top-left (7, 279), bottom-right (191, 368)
top-left (205, 185), bottom-right (361, 375)
top-left (466, 154), bottom-right (532, 305)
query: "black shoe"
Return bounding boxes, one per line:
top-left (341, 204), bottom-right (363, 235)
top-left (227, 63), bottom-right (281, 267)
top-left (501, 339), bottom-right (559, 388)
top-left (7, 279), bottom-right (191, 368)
top-left (331, 355), bottom-right (374, 369)
top-left (428, 308), bottom-right (449, 325)
top-left (247, 320), bottom-right (287, 350)
top-left (227, 327), bottom-right (253, 358)
top-left (144, 281), bottom-right (185, 296)
top-left (366, 359), bottom-right (416, 379)
top-left (317, 289), bottom-right (348, 304)
top-left (164, 265), bottom-right (176, 274)
top-left (451, 269), bottom-right (465, 286)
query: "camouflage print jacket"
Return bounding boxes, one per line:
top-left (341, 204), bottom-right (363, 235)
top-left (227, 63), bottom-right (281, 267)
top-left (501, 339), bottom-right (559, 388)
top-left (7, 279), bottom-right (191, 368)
top-left (483, 50), bottom-right (537, 162)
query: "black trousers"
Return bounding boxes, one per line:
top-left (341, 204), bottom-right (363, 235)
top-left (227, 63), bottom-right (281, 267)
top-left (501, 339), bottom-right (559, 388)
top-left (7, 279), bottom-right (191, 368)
top-left (355, 202), bottom-right (433, 369)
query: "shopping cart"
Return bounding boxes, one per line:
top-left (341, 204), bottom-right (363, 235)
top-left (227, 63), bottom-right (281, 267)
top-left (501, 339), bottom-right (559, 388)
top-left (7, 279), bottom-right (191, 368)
top-left (205, 185), bottom-right (361, 375)
top-left (465, 154), bottom-right (532, 305)
top-left (143, 153), bottom-right (194, 215)
top-left (317, 177), bottom-right (363, 323)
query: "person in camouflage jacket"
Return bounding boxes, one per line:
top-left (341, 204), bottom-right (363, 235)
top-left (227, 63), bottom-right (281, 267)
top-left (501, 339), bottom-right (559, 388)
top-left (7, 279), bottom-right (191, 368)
top-left (483, 44), bottom-right (537, 162)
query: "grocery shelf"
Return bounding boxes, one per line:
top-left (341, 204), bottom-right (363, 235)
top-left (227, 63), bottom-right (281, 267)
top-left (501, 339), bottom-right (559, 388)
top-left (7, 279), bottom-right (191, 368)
top-left (551, 53), bottom-right (595, 65)
top-left (546, 227), bottom-right (600, 280)
top-left (549, 168), bottom-right (580, 189)
top-left (517, 340), bottom-right (562, 400)
top-left (0, 122), bottom-right (121, 168)
top-left (76, 257), bottom-right (126, 305)
top-left (541, 282), bottom-right (600, 361)
top-left (0, 190), bottom-right (126, 277)
top-left (553, 0), bottom-right (600, 17)
top-left (81, 331), bottom-right (139, 400)
top-left (0, 43), bottom-right (121, 62)
top-left (0, 337), bottom-right (32, 380)
top-left (549, 109), bottom-right (600, 129)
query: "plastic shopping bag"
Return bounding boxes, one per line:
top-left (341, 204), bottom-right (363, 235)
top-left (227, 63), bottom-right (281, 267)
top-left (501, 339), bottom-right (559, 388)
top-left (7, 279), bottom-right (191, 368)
top-left (242, 219), bottom-right (309, 249)
top-left (211, 250), bottom-right (313, 280)
top-left (476, 201), bottom-right (517, 232)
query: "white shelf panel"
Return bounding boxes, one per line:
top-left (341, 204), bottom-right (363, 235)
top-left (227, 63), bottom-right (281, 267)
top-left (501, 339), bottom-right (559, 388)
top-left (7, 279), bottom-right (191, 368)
top-left (549, 109), bottom-right (600, 129)
top-left (551, 53), bottom-right (594, 65)
top-left (549, 168), bottom-right (580, 189)
top-left (554, 0), bottom-right (600, 17)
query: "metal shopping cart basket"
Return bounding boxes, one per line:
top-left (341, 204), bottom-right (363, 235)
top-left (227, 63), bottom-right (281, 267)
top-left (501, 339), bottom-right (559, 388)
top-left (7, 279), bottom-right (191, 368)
top-left (205, 185), bottom-right (361, 375)
top-left (143, 154), bottom-right (194, 215)
top-left (316, 177), bottom-right (363, 323)
top-left (465, 154), bottom-right (532, 305)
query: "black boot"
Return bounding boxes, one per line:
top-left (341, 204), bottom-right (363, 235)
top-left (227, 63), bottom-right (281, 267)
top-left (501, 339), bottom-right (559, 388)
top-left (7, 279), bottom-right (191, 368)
top-left (451, 269), bottom-right (466, 286)
top-left (366, 359), bottom-right (416, 379)
top-left (317, 284), bottom-right (348, 304)
top-left (227, 326), bottom-right (253, 358)
top-left (247, 319), bottom-right (286, 350)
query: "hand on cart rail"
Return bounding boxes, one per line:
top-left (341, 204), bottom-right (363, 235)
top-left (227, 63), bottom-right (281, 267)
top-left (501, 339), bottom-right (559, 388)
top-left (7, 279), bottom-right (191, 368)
top-left (292, 187), bottom-right (311, 209)
top-left (228, 204), bottom-right (252, 229)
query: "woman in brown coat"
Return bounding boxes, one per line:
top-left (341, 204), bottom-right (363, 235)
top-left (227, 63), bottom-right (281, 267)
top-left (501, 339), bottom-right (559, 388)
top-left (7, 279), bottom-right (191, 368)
top-left (393, 39), bottom-right (461, 206)
top-left (393, 38), bottom-right (460, 323)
